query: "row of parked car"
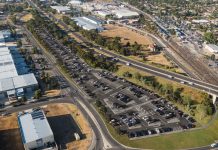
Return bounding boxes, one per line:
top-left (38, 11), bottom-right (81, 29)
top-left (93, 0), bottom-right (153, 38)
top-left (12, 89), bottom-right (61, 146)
top-left (128, 127), bottom-right (173, 138)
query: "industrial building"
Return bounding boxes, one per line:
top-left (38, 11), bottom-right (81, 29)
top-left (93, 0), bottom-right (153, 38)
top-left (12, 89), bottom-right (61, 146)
top-left (205, 44), bottom-right (218, 53)
top-left (50, 6), bottom-right (71, 14)
top-left (18, 109), bottom-right (57, 150)
top-left (0, 30), bottom-right (11, 47)
top-left (0, 30), bottom-right (38, 102)
top-left (72, 16), bottom-right (105, 32)
top-left (96, 10), bottom-right (112, 18)
top-left (192, 19), bottom-right (210, 24)
top-left (112, 9), bottom-right (139, 19)
top-left (68, 0), bottom-right (82, 6)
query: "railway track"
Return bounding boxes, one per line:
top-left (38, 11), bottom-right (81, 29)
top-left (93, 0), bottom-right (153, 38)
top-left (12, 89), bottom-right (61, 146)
top-left (167, 38), bottom-right (218, 85)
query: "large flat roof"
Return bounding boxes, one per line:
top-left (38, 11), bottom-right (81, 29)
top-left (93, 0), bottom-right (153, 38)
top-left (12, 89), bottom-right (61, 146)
top-left (51, 5), bottom-right (71, 12)
top-left (73, 17), bottom-right (104, 31)
top-left (0, 73), bottom-right (38, 92)
top-left (0, 47), bottom-right (18, 79)
top-left (18, 109), bottom-right (54, 144)
top-left (113, 9), bottom-right (139, 18)
top-left (0, 30), bottom-right (38, 92)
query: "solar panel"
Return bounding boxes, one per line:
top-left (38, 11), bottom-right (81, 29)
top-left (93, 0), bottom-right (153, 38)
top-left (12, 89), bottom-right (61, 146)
top-left (31, 111), bottom-right (45, 120)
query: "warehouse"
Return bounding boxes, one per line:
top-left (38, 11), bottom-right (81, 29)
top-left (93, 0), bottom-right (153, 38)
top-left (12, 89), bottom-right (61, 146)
top-left (72, 16), bottom-right (104, 32)
top-left (18, 109), bottom-right (57, 150)
top-left (84, 16), bottom-right (106, 25)
top-left (205, 44), bottom-right (218, 53)
top-left (50, 6), bottom-right (71, 14)
top-left (0, 73), bottom-right (38, 101)
top-left (113, 9), bottom-right (139, 19)
top-left (0, 30), bottom-right (13, 47)
top-left (0, 31), bottom-right (38, 102)
top-left (68, 0), bottom-right (82, 6)
top-left (96, 10), bottom-right (112, 18)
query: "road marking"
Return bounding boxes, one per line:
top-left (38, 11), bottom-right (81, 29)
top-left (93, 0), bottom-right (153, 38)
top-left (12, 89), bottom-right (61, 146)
top-left (77, 100), bottom-right (112, 149)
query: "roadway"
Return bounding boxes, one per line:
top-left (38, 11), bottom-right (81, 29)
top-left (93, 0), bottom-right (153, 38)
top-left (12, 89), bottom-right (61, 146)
top-left (21, 1), bottom-right (218, 149)
top-left (20, 2), bottom-right (140, 149)
top-left (29, 3), bottom-right (218, 96)
top-left (44, 13), bottom-right (218, 96)
top-left (121, 1), bottom-right (218, 85)
top-left (2, 1), bottom-right (217, 150)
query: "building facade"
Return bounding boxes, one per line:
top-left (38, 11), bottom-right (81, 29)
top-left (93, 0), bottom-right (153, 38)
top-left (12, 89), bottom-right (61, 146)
top-left (18, 109), bottom-right (57, 150)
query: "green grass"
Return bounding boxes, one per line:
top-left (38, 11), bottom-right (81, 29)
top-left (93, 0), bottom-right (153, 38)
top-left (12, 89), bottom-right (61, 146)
top-left (97, 105), bottom-right (218, 150)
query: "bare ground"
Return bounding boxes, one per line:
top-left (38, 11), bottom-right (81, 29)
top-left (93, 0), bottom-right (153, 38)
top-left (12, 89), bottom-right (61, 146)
top-left (0, 113), bottom-right (24, 150)
top-left (44, 103), bottom-right (93, 150)
top-left (101, 24), bottom-right (153, 46)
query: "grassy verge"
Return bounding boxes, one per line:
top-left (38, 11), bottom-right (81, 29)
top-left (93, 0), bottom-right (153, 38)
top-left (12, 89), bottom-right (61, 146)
top-left (115, 64), bottom-right (212, 125)
top-left (95, 103), bottom-right (218, 150)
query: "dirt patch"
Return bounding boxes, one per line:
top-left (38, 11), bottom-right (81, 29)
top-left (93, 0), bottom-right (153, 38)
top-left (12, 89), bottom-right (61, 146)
top-left (101, 24), bottom-right (153, 46)
top-left (0, 113), bottom-right (24, 150)
top-left (21, 13), bottom-right (33, 22)
top-left (44, 103), bottom-right (92, 150)
top-left (146, 52), bottom-right (172, 66)
top-left (45, 90), bottom-right (61, 97)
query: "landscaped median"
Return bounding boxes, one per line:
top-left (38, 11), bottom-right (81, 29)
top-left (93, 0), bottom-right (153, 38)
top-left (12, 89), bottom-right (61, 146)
top-left (95, 103), bottom-right (218, 150)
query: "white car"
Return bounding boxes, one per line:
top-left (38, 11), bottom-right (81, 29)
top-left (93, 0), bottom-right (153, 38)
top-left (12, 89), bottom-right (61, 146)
top-left (211, 143), bottom-right (218, 148)
top-left (142, 116), bottom-right (149, 121)
top-left (126, 62), bottom-right (131, 66)
top-left (188, 82), bottom-right (194, 85)
top-left (180, 81), bottom-right (185, 84)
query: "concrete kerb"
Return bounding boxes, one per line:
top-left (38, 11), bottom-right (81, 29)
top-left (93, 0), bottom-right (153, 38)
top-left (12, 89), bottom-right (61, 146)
top-left (88, 103), bottom-right (150, 150)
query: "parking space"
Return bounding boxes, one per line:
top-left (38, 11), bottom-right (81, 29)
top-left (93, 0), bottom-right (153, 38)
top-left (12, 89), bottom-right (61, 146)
top-left (31, 23), bottom-right (197, 140)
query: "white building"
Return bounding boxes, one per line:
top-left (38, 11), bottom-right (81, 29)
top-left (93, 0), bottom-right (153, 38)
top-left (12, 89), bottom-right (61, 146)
top-left (113, 9), bottom-right (139, 19)
top-left (68, 0), bottom-right (82, 6)
top-left (96, 10), bottom-right (112, 18)
top-left (0, 30), bottom-right (11, 47)
top-left (0, 31), bottom-right (38, 102)
top-left (205, 44), bottom-right (218, 53)
top-left (72, 16), bottom-right (105, 32)
top-left (50, 6), bottom-right (71, 14)
top-left (192, 19), bottom-right (210, 24)
top-left (18, 109), bottom-right (57, 150)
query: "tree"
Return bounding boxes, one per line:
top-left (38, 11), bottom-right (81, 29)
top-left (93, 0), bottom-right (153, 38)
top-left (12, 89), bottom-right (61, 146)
top-left (183, 95), bottom-right (193, 106)
top-left (196, 104), bottom-right (206, 119)
top-left (20, 96), bottom-right (27, 103)
top-left (10, 15), bottom-right (17, 24)
top-left (17, 39), bottom-right (22, 47)
top-left (34, 89), bottom-right (42, 99)
top-left (126, 41), bottom-right (130, 47)
top-left (203, 32), bottom-right (217, 44)
top-left (211, 54), bottom-right (216, 61)
top-left (96, 100), bottom-right (102, 107)
top-left (131, 42), bottom-right (141, 55)
top-left (32, 47), bottom-right (38, 54)
top-left (173, 88), bottom-right (183, 102)
top-left (134, 72), bottom-right (142, 80)
top-left (123, 71), bottom-right (132, 78)
top-left (100, 106), bottom-right (107, 114)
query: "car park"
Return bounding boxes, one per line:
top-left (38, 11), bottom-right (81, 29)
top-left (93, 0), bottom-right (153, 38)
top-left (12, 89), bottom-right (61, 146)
top-left (32, 22), bottom-right (196, 141)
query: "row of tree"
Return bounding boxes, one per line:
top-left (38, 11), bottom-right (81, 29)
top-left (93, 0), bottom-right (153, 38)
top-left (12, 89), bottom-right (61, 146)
top-left (27, 10), bottom-right (118, 72)
top-left (123, 71), bottom-right (215, 117)
top-left (63, 16), bottom-right (144, 56)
